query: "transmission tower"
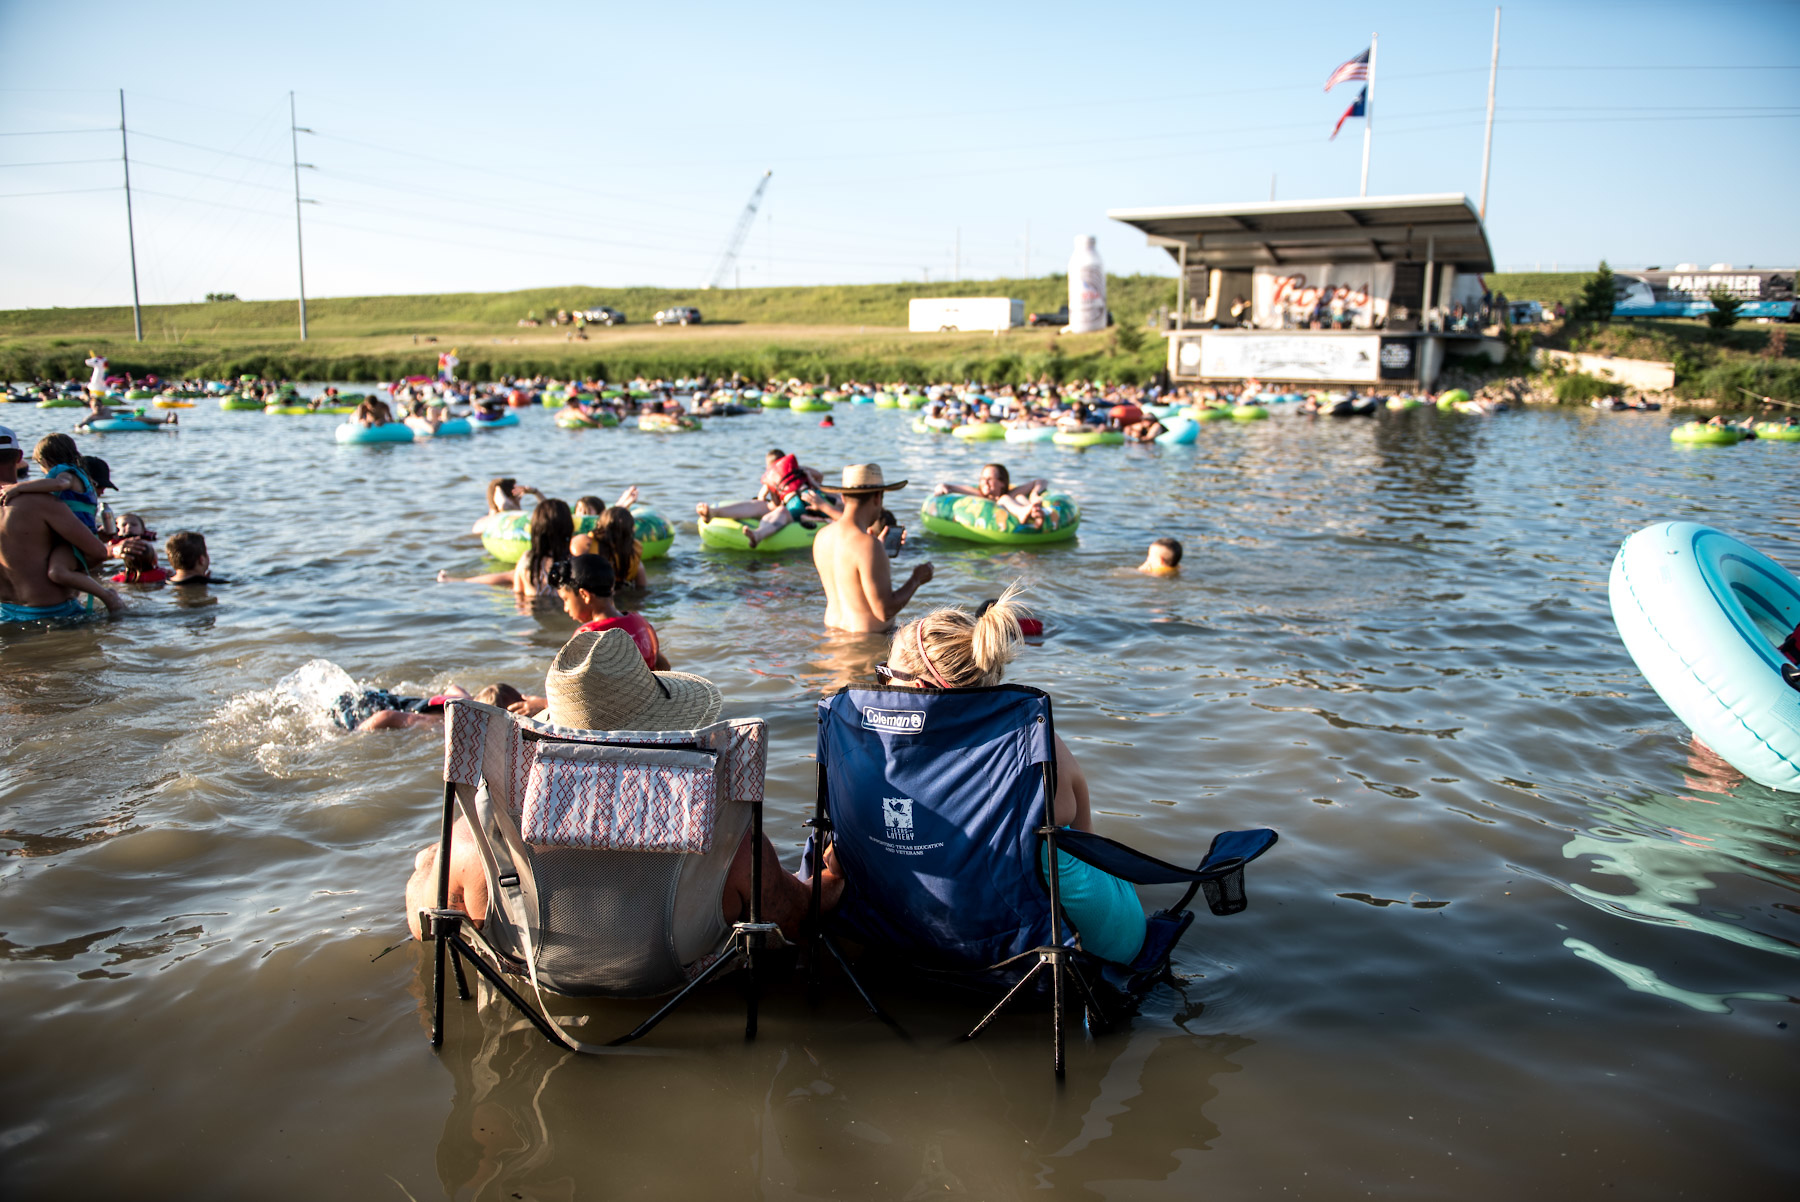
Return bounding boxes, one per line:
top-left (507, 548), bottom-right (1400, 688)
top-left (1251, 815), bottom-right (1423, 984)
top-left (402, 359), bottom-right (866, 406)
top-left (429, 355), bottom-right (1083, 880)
top-left (705, 171), bottom-right (771, 289)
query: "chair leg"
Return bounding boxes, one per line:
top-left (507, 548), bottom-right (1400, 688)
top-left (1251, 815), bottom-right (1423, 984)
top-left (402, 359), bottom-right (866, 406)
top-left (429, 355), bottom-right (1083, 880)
top-left (431, 934), bottom-right (447, 1048)
top-left (1065, 959), bottom-right (1107, 1033)
top-left (450, 940), bottom-right (473, 1001)
top-left (609, 943), bottom-right (748, 1047)
top-left (965, 953), bottom-right (1051, 1042)
top-left (1051, 952), bottom-right (1066, 1078)
top-left (820, 932), bottom-right (905, 1033)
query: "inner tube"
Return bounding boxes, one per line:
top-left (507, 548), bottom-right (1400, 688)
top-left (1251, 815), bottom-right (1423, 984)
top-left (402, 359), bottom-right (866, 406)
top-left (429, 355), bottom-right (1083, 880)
top-left (790, 397), bottom-right (832, 412)
top-left (760, 394), bottom-right (790, 409)
top-left (919, 493), bottom-right (1080, 546)
top-left (123, 389), bottom-right (156, 400)
top-left (84, 418), bottom-right (160, 432)
top-left (1386, 397), bottom-right (1422, 411)
top-left (481, 506), bottom-right (674, 564)
top-left (638, 413), bottom-right (700, 432)
top-left (1610, 521), bottom-right (1800, 792)
top-left (219, 395), bottom-right (263, 411)
top-left (897, 394), bottom-right (927, 409)
top-left (873, 394), bottom-right (899, 408)
top-left (952, 422), bottom-right (1007, 441)
top-left (472, 411), bottom-right (521, 429)
top-left (697, 515), bottom-right (819, 552)
top-left (1231, 404), bottom-right (1269, 421)
top-left (912, 417), bottom-right (954, 433)
top-left (555, 409), bottom-right (619, 429)
top-left (37, 397), bottom-right (84, 408)
top-left (1184, 405), bottom-right (1232, 422)
top-left (1671, 422), bottom-right (1744, 445)
top-left (1437, 389), bottom-right (1472, 410)
top-left (1155, 417), bottom-right (1200, 445)
top-left (1052, 429), bottom-right (1124, 448)
top-left (1004, 424), bottom-right (1058, 443)
top-left (266, 404), bottom-right (312, 415)
top-left (151, 399), bottom-right (194, 409)
top-left (407, 416), bottom-right (472, 437)
top-left (1753, 422), bottom-right (1800, 442)
top-left (335, 421), bottom-right (414, 444)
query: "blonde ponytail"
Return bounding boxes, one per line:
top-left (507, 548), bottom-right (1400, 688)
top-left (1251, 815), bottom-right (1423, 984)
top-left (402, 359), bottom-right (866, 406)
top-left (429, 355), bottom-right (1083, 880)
top-left (891, 581), bottom-right (1029, 688)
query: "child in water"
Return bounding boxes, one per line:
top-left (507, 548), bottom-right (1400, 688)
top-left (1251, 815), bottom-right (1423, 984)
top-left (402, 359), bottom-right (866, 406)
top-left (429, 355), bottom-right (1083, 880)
top-left (335, 681), bottom-right (547, 731)
top-left (166, 531), bottom-right (220, 585)
top-left (1138, 537), bottom-right (1183, 575)
top-left (110, 540), bottom-right (169, 585)
top-left (0, 433), bottom-right (124, 611)
top-left (553, 554), bottom-right (668, 668)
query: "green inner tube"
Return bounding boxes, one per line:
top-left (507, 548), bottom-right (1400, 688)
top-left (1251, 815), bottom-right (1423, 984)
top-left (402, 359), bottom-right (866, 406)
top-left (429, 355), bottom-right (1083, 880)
top-left (555, 410), bottom-right (619, 429)
top-left (1670, 422), bottom-right (1743, 445)
top-left (37, 398), bottom-right (85, 408)
top-left (1184, 406), bottom-right (1232, 422)
top-left (919, 493), bottom-right (1080, 545)
top-left (760, 395), bottom-right (790, 408)
top-left (638, 414), bottom-right (700, 432)
top-left (697, 515), bottom-right (819, 552)
top-left (480, 507), bottom-right (673, 564)
top-left (1754, 422), bottom-right (1800, 441)
top-left (265, 405), bottom-right (311, 415)
top-left (220, 395), bottom-right (263, 410)
top-left (1438, 389), bottom-right (1472, 407)
top-left (1230, 405), bottom-right (1269, 421)
top-left (897, 395), bottom-right (927, 409)
top-left (790, 398), bottom-right (833, 412)
top-left (1052, 429), bottom-right (1125, 447)
top-left (912, 418), bottom-right (954, 433)
top-left (952, 423), bottom-right (1007, 440)
top-left (873, 394), bottom-right (899, 408)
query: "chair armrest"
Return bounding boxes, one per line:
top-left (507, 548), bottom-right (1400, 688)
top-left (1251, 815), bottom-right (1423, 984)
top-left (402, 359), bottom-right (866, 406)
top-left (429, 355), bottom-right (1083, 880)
top-left (1056, 827), bottom-right (1277, 916)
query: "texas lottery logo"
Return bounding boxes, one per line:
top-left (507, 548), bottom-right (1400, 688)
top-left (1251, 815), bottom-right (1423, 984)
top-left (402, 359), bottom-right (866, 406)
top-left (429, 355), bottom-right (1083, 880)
top-left (882, 797), bottom-right (915, 839)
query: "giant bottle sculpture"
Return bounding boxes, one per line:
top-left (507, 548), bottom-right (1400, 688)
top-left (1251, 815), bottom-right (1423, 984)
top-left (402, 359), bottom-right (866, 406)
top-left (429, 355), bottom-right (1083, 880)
top-left (1066, 235), bottom-right (1107, 333)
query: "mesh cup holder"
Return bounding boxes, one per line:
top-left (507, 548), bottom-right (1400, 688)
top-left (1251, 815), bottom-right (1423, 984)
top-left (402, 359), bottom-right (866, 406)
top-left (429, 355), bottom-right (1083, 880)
top-left (1200, 863), bottom-right (1247, 916)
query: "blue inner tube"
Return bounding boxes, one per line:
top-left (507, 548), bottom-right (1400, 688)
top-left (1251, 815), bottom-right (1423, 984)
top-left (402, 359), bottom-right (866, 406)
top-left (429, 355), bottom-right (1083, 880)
top-left (335, 422), bottom-right (414, 444)
top-left (85, 418), bottom-right (159, 432)
top-left (1155, 417), bottom-right (1200, 445)
top-left (472, 411), bottom-right (520, 429)
top-left (1609, 521), bottom-right (1800, 792)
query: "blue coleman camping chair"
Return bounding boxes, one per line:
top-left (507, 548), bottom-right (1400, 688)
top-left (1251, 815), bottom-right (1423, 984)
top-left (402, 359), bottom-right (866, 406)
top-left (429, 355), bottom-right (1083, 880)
top-left (808, 684), bottom-right (1277, 1075)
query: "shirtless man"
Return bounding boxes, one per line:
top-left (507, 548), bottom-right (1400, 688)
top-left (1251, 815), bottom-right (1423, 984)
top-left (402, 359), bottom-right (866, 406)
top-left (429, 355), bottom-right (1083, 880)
top-left (0, 425), bottom-right (110, 622)
top-left (812, 463), bottom-right (932, 633)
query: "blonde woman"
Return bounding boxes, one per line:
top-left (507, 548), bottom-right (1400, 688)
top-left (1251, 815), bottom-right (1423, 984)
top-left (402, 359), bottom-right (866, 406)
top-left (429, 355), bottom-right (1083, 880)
top-left (869, 585), bottom-right (1145, 962)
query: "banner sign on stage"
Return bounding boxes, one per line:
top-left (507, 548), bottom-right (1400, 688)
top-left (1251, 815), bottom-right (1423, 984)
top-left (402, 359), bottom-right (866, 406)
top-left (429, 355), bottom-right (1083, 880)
top-left (1252, 263), bottom-right (1395, 329)
top-left (1198, 333), bottom-right (1381, 382)
top-left (1613, 269), bottom-right (1795, 319)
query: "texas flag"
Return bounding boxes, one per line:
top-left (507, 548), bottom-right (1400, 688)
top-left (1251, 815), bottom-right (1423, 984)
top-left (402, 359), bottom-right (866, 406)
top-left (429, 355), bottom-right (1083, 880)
top-left (1331, 87), bottom-right (1367, 140)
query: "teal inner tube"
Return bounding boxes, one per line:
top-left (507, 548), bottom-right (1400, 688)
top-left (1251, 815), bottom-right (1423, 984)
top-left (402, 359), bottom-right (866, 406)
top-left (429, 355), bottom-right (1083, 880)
top-left (1155, 417), bottom-right (1199, 445)
top-left (472, 411), bottom-right (520, 429)
top-left (697, 515), bottom-right (818, 552)
top-left (1004, 424), bottom-right (1058, 443)
top-left (335, 422), bottom-right (414, 444)
top-left (1670, 422), bottom-right (1743, 445)
top-left (85, 417), bottom-right (159, 432)
top-left (1609, 521), bottom-right (1800, 792)
top-left (480, 506), bottom-right (673, 564)
top-left (1052, 429), bottom-right (1124, 448)
top-left (415, 417), bottom-right (472, 437)
top-left (919, 493), bottom-right (1080, 546)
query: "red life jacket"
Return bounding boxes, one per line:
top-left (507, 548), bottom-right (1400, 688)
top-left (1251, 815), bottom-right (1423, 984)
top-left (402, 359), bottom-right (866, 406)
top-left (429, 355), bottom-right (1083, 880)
top-left (761, 454), bottom-right (809, 501)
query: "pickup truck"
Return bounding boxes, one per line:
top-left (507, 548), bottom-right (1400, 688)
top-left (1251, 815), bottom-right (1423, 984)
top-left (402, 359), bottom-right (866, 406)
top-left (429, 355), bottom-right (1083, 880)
top-left (1027, 305), bottom-right (1069, 327)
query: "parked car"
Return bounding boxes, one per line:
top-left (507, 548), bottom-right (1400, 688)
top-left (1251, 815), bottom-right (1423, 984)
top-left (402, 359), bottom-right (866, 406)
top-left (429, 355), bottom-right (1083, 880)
top-left (1508, 300), bottom-right (1544, 325)
top-left (654, 307), bottom-right (702, 326)
top-left (1027, 305), bottom-right (1069, 327)
top-left (580, 306), bottom-right (626, 326)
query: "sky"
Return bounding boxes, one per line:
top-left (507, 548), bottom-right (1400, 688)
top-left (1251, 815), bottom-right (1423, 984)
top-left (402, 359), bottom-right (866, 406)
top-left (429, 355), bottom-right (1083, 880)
top-left (1, 0), bottom-right (1796, 310)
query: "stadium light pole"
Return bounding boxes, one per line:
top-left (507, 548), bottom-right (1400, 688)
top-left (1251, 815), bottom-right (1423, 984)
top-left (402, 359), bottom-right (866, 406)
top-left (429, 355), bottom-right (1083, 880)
top-left (119, 90), bottom-right (143, 342)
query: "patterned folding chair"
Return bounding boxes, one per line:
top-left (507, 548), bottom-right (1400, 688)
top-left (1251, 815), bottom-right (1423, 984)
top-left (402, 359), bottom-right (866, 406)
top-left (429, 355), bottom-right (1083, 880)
top-left (420, 699), bottom-right (775, 1054)
top-left (808, 684), bottom-right (1277, 1076)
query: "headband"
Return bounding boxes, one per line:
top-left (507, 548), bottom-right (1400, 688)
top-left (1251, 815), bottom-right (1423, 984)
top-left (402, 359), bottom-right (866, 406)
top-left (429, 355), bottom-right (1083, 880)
top-left (911, 622), bottom-right (952, 689)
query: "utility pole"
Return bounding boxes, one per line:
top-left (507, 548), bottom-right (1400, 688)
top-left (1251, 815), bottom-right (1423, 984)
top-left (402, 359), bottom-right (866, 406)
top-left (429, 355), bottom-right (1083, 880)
top-left (1024, 221), bottom-right (1030, 277)
top-left (290, 92), bottom-right (310, 340)
top-left (119, 89), bottom-right (143, 342)
top-left (954, 228), bottom-right (961, 283)
top-left (1479, 7), bottom-right (1501, 221)
top-left (1359, 32), bottom-right (1378, 197)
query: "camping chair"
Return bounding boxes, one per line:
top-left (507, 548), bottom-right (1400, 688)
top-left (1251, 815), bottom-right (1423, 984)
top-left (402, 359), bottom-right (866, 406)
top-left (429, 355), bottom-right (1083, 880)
top-left (808, 684), bottom-right (1276, 1076)
top-left (419, 699), bottom-right (776, 1055)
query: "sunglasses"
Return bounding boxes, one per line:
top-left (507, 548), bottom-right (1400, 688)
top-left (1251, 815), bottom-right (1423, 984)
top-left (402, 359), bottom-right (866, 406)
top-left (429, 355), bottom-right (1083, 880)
top-left (874, 662), bottom-right (936, 689)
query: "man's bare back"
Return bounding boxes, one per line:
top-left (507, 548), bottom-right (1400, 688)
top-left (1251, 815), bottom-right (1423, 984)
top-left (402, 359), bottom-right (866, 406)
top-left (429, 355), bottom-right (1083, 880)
top-left (813, 493), bottom-right (932, 634)
top-left (0, 491), bottom-right (107, 609)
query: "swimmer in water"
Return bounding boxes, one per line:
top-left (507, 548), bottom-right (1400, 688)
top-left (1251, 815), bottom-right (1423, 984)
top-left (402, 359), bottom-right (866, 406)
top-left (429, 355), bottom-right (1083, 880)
top-left (1138, 537), bottom-right (1183, 575)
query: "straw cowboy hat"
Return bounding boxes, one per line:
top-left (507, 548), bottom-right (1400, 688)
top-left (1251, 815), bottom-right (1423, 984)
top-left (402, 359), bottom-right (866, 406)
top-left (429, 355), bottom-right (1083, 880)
top-left (834, 463), bottom-right (907, 494)
top-left (545, 629), bottom-right (722, 731)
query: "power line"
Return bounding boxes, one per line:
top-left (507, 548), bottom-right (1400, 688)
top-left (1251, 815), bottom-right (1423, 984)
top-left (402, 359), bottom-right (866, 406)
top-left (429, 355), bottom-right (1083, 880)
top-left (0, 127), bottom-right (113, 137)
top-left (0, 185), bottom-right (119, 199)
top-left (0, 157), bottom-right (115, 168)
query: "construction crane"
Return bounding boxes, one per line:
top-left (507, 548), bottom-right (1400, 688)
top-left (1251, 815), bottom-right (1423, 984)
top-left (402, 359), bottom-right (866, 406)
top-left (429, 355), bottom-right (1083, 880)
top-left (704, 170), bottom-right (771, 290)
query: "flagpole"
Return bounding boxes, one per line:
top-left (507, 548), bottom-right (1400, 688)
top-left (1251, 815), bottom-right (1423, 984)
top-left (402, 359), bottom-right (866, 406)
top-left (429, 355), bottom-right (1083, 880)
top-left (1478, 7), bottom-right (1501, 220)
top-left (1359, 32), bottom-right (1377, 197)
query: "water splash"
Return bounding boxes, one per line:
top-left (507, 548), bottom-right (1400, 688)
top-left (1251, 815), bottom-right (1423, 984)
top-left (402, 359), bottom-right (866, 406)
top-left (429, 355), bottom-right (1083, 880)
top-left (205, 659), bottom-right (361, 777)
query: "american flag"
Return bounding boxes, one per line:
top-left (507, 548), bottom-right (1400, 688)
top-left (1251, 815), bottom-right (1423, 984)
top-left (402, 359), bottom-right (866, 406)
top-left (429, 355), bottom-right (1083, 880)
top-left (1325, 49), bottom-right (1370, 91)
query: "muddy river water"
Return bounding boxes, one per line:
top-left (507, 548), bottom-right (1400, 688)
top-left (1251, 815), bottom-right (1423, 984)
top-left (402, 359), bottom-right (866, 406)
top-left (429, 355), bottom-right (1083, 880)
top-left (0, 397), bottom-right (1794, 1198)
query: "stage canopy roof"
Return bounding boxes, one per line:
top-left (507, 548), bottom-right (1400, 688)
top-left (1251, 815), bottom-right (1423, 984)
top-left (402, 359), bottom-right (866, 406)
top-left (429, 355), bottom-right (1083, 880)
top-left (1107, 193), bottom-right (1494, 273)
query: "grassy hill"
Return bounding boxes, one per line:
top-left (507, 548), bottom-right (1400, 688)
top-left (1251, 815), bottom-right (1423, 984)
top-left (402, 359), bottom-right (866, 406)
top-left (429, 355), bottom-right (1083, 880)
top-left (0, 275), bottom-right (1178, 384)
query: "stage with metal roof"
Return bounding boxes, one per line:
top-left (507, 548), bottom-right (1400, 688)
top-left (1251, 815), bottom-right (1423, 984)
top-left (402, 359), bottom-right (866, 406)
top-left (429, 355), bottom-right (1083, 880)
top-left (1107, 193), bottom-right (1493, 272)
